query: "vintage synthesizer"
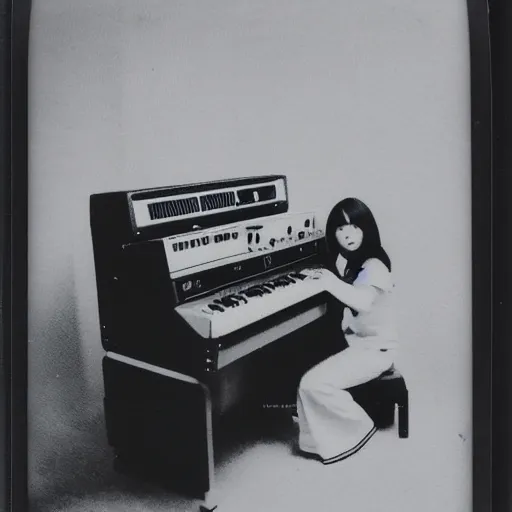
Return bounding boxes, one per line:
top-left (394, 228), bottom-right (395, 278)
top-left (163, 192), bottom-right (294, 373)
top-left (91, 176), bottom-right (334, 510)
top-left (90, 175), bottom-right (329, 377)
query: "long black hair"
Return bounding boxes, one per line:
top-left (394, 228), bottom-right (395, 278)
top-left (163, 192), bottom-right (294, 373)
top-left (325, 198), bottom-right (391, 284)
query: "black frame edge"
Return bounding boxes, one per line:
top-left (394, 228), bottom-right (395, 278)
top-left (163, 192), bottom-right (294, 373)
top-left (489, 1), bottom-right (512, 511)
top-left (0, 0), bottom-right (11, 511)
top-left (467, 0), bottom-right (493, 511)
top-left (8, 0), bottom-right (30, 510)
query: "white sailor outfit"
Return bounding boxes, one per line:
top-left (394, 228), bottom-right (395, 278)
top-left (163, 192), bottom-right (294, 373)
top-left (297, 257), bottom-right (397, 464)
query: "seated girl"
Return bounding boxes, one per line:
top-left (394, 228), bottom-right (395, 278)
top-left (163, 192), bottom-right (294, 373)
top-left (297, 197), bottom-right (398, 465)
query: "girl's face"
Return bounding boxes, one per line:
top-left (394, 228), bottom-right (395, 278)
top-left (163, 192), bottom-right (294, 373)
top-left (335, 211), bottom-right (363, 252)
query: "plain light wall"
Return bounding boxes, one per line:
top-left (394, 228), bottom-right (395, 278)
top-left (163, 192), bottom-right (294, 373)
top-left (28, 0), bottom-right (472, 504)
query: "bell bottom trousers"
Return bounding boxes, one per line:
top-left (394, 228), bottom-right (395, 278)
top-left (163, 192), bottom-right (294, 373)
top-left (297, 345), bottom-right (394, 464)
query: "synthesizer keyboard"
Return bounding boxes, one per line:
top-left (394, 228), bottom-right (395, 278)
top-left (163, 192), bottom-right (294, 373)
top-left (175, 268), bottom-right (325, 339)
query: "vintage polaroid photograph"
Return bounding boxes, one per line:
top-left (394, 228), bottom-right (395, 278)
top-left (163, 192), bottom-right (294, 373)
top-left (23, 1), bottom-right (490, 511)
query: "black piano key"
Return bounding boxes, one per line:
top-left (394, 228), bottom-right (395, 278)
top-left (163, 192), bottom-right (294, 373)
top-left (243, 288), bottom-right (262, 297)
top-left (208, 304), bottom-right (224, 312)
top-left (251, 287), bottom-right (265, 294)
top-left (220, 297), bottom-right (237, 307)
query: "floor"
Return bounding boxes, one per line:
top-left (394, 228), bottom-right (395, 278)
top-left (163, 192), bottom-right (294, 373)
top-left (28, 353), bottom-right (471, 512)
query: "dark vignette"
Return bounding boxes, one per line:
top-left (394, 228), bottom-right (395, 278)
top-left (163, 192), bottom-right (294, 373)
top-left (467, 0), bottom-right (493, 511)
top-left (8, 0), bottom-right (31, 510)
top-left (3, 0), bottom-right (494, 511)
top-left (489, 1), bottom-right (512, 511)
top-left (0, 1), bottom-right (11, 511)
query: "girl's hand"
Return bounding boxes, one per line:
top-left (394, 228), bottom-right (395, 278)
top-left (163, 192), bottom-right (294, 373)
top-left (301, 267), bottom-right (333, 280)
top-left (317, 270), bottom-right (340, 293)
top-left (301, 268), bottom-right (339, 293)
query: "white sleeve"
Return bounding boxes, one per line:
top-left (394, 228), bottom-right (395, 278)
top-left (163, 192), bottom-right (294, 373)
top-left (353, 258), bottom-right (393, 292)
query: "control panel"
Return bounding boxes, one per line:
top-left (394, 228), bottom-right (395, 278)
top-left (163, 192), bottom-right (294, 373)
top-left (130, 176), bottom-right (287, 229)
top-left (162, 212), bottom-right (323, 274)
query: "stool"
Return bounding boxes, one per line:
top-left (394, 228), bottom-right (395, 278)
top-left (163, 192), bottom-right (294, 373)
top-left (347, 365), bottom-right (409, 438)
